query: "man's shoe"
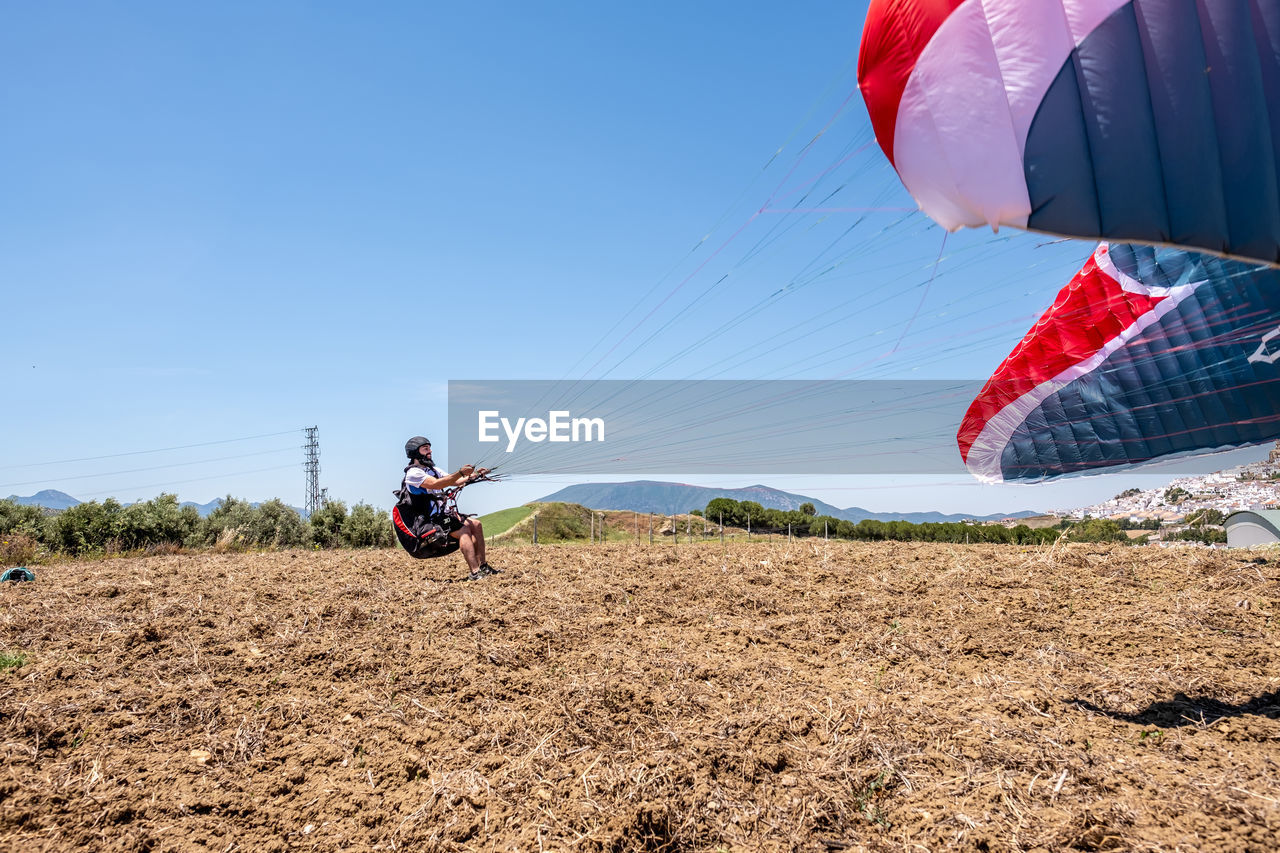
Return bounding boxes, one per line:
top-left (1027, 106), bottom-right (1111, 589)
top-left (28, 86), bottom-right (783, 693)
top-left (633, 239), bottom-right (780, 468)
top-left (461, 564), bottom-right (501, 582)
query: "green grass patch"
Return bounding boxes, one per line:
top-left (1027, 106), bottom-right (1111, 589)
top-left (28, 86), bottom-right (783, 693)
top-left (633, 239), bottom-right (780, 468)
top-left (479, 505), bottom-right (535, 537)
top-left (0, 652), bottom-right (27, 672)
top-left (494, 502), bottom-right (592, 543)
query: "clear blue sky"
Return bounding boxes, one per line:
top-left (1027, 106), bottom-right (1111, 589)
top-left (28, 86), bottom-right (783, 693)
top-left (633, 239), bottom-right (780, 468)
top-left (1, 2), bottom-right (1260, 516)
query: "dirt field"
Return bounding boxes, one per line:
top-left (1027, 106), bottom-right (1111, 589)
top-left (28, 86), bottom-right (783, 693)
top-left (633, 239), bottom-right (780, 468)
top-left (1, 541), bottom-right (1277, 852)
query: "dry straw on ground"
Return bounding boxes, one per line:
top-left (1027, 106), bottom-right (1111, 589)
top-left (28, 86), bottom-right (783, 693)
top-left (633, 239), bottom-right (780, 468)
top-left (1, 541), bottom-right (1277, 851)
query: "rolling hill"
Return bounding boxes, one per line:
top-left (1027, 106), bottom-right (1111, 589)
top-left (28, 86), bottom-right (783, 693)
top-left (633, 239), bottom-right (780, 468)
top-left (3, 490), bottom-right (80, 511)
top-left (535, 480), bottom-right (1036, 524)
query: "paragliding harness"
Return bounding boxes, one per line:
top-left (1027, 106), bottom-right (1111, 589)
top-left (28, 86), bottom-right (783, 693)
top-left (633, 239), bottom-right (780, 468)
top-left (391, 465), bottom-right (500, 559)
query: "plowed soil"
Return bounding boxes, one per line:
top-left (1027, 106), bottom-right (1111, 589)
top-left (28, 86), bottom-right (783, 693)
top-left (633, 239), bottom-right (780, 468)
top-left (2, 542), bottom-right (1278, 851)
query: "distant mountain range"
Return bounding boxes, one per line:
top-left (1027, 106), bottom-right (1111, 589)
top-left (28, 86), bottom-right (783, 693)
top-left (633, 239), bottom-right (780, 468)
top-left (4, 490), bottom-right (81, 511)
top-left (180, 498), bottom-right (230, 517)
top-left (535, 481), bottom-right (1037, 524)
top-left (3, 491), bottom-right (301, 518)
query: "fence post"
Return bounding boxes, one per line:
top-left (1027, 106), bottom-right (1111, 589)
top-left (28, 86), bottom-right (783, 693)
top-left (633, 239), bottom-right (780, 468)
top-left (649, 513), bottom-right (653, 545)
top-left (720, 512), bottom-right (724, 546)
top-left (533, 513), bottom-right (538, 545)
top-left (788, 522), bottom-right (792, 543)
top-left (747, 515), bottom-right (751, 543)
top-left (825, 520), bottom-right (828, 541)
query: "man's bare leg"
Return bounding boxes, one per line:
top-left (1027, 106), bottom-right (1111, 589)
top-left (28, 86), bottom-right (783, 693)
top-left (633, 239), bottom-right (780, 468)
top-left (464, 518), bottom-right (486, 566)
top-left (451, 519), bottom-right (496, 578)
top-left (454, 529), bottom-right (481, 572)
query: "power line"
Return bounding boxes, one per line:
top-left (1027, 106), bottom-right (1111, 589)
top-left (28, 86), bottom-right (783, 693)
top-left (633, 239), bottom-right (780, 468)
top-left (0, 446), bottom-right (297, 490)
top-left (74, 464), bottom-right (301, 500)
top-left (0, 429), bottom-right (302, 471)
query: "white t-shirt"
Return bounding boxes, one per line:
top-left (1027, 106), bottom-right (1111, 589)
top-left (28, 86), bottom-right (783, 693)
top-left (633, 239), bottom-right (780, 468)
top-left (404, 465), bottom-right (446, 511)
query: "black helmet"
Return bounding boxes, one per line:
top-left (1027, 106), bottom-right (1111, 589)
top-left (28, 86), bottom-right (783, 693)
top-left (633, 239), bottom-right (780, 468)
top-left (405, 436), bottom-right (431, 459)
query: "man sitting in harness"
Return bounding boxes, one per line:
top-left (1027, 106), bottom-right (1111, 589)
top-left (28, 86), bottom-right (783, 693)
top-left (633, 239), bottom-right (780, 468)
top-left (393, 436), bottom-right (501, 580)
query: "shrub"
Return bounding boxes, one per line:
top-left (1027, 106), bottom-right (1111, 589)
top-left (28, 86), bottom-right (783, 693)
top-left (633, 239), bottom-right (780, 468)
top-left (0, 500), bottom-right (46, 539)
top-left (705, 498), bottom-right (743, 527)
top-left (501, 503), bottom-right (592, 542)
top-left (0, 533), bottom-right (39, 565)
top-left (46, 499), bottom-right (125, 556)
top-left (310, 500), bottom-right (348, 548)
top-left (542, 503), bottom-right (593, 540)
top-left (809, 517), bottom-right (838, 537)
top-left (204, 496), bottom-right (258, 550)
top-left (117, 494), bottom-right (201, 551)
top-left (253, 499), bottom-right (309, 548)
top-left (1186, 508), bottom-right (1226, 527)
top-left (341, 503), bottom-right (394, 548)
top-left (201, 496), bottom-right (307, 549)
top-left (1170, 526), bottom-right (1227, 544)
top-left (1063, 518), bottom-right (1130, 544)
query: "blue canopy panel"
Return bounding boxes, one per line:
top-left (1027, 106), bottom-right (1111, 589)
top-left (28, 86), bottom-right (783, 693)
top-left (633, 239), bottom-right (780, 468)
top-left (960, 243), bottom-right (1280, 482)
top-left (860, 0), bottom-right (1280, 266)
top-left (1025, 0), bottom-right (1280, 265)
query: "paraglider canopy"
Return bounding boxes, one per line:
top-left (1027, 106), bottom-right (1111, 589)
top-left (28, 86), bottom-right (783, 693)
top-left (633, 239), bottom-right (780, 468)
top-left (858, 0), bottom-right (1280, 266)
top-left (960, 243), bottom-right (1280, 482)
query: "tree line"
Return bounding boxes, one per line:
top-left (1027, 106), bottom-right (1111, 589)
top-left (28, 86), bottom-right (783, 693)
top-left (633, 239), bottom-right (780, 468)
top-left (700, 499), bottom-right (1233, 545)
top-left (702, 497), bottom-right (1063, 545)
top-left (0, 494), bottom-right (393, 561)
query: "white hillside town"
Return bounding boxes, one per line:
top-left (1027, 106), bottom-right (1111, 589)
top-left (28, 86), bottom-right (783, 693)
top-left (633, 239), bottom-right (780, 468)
top-left (1057, 441), bottom-right (1280, 523)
